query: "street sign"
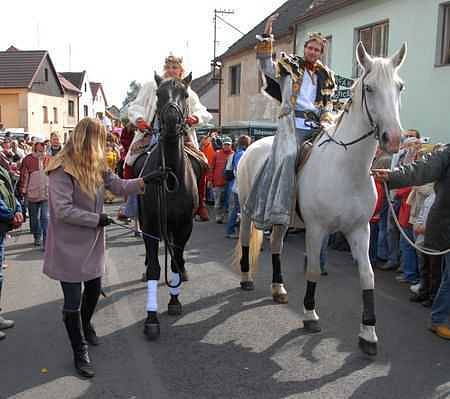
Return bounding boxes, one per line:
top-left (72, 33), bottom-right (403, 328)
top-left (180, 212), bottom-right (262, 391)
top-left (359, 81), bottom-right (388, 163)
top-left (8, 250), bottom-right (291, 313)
top-left (332, 74), bottom-right (354, 101)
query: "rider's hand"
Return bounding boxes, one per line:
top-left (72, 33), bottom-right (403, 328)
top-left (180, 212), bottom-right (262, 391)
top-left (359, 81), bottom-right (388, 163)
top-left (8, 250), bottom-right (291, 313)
top-left (185, 115), bottom-right (199, 127)
top-left (371, 169), bottom-right (391, 181)
top-left (98, 213), bottom-right (113, 227)
top-left (264, 13), bottom-right (279, 36)
top-left (136, 118), bottom-right (150, 131)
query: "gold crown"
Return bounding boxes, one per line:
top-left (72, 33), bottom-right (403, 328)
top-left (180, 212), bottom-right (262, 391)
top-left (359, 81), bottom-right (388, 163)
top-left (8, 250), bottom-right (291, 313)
top-left (164, 54), bottom-right (183, 67)
top-left (307, 32), bottom-right (327, 45)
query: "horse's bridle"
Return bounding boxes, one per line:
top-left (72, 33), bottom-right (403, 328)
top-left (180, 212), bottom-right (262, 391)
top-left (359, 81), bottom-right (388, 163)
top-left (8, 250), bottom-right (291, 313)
top-left (157, 100), bottom-right (189, 141)
top-left (319, 75), bottom-right (380, 150)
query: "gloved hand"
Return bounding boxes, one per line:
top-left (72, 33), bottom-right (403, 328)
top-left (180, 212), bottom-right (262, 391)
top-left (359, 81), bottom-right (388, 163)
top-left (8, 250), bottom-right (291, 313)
top-left (98, 213), bottom-right (114, 227)
top-left (185, 115), bottom-right (199, 127)
top-left (136, 118), bottom-right (150, 131)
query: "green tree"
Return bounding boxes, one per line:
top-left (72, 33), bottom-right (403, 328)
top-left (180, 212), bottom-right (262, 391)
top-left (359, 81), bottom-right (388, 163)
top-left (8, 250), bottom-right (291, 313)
top-left (122, 80), bottom-right (142, 107)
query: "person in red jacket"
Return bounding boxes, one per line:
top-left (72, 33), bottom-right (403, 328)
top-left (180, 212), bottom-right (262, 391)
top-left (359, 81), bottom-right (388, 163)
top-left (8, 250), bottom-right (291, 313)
top-left (395, 186), bottom-right (419, 284)
top-left (209, 137), bottom-right (233, 223)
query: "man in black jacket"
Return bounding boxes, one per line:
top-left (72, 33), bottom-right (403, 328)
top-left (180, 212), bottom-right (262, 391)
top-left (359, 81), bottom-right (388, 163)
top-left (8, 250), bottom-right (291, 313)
top-left (373, 144), bottom-right (450, 340)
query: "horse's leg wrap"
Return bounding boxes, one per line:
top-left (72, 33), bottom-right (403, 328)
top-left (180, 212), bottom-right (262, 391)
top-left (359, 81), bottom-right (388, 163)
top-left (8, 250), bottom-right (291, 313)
top-left (362, 289), bottom-right (376, 326)
top-left (146, 265), bottom-right (161, 281)
top-left (146, 280), bottom-right (158, 312)
top-left (304, 281), bottom-right (316, 311)
top-left (272, 254), bottom-right (283, 284)
top-left (240, 246), bottom-right (250, 273)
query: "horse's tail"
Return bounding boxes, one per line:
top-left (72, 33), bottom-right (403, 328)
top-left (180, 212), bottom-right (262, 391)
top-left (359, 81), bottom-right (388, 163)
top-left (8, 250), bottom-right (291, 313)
top-left (233, 223), bottom-right (263, 278)
top-left (249, 225), bottom-right (263, 275)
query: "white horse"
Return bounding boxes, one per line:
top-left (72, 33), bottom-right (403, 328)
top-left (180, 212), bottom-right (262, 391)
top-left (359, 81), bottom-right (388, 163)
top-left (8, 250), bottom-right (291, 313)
top-left (235, 42), bottom-right (406, 355)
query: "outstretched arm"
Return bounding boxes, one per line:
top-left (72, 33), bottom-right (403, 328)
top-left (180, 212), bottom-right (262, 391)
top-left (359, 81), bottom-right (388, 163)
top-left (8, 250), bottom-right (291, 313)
top-left (256, 14), bottom-right (279, 81)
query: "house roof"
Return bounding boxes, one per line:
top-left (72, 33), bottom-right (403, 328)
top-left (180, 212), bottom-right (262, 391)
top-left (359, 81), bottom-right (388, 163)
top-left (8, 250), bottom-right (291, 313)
top-left (294, 0), bottom-right (364, 24)
top-left (218, 0), bottom-right (313, 60)
top-left (58, 73), bottom-right (81, 94)
top-left (0, 47), bottom-right (58, 89)
top-left (191, 71), bottom-right (216, 97)
top-left (60, 71), bottom-right (86, 90)
top-left (90, 82), bottom-right (108, 106)
top-left (107, 105), bottom-right (120, 119)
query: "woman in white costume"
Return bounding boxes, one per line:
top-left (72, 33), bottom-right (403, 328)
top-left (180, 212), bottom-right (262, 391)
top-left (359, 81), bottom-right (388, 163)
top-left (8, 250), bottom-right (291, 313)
top-left (126, 55), bottom-right (212, 220)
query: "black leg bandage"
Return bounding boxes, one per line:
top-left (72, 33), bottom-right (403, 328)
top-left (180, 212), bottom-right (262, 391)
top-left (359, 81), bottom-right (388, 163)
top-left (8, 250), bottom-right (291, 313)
top-left (272, 254), bottom-right (283, 284)
top-left (240, 246), bottom-right (250, 273)
top-left (304, 281), bottom-right (317, 311)
top-left (362, 289), bottom-right (376, 326)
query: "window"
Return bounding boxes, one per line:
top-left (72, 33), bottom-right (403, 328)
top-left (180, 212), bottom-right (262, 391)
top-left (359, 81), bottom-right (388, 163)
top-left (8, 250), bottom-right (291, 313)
top-left (68, 100), bottom-right (75, 117)
top-left (84, 83), bottom-right (87, 92)
top-left (84, 105), bottom-right (89, 117)
top-left (437, 3), bottom-right (450, 65)
top-left (43, 106), bottom-right (48, 123)
top-left (354, 20), bottom-right (389, 76)
top-left (44, 68), bottom-right (49, 82)
top-left (229, 64), bottom-right (241, 96)
top-left (53, 107), bottom-right (58, 123)
top-left (321, 36), bottom-right (333, 67)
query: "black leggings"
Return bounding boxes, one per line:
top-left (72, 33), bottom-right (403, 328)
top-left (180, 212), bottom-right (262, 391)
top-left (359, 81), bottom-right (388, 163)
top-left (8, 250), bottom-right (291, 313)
top-left (60, 277), bottom-right (101, 312)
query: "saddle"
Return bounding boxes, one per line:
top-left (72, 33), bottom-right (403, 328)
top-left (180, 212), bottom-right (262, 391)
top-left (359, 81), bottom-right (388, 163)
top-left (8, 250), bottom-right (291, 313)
top-left (295, 129), bottom-right (324, 173)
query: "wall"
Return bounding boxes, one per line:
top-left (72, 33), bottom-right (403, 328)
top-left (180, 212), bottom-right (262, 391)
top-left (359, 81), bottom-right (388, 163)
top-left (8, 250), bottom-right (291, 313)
top-left (79, 73), bottom-right (94, 118)
top-left (295, 0), bottom-right (450, 143)
top-left (27, 92), bottom-right (65, 137)
top-left (62, 92), bottom-right (79, 135)
top-left (220, 35), bottom-right (293, 124)
top-left (199, 82), bottom-right (219, 126)
top-left (92, 87), bottom-right (106, 117)
top-left (30, 56), bottom-right (64, 98)
top-left (0, 92), bottom-right (19, 128)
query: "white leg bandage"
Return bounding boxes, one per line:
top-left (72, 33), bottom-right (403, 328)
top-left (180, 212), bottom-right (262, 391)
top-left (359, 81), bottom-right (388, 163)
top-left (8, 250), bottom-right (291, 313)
top-left (169, 272), bottom-right (181, 296)
top-left (146, 280), bottom-right (158, 312)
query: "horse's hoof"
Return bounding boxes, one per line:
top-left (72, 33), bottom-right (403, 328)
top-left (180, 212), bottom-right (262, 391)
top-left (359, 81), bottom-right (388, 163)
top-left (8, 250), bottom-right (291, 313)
top-left (144, 315), bottom-right (160, 341)
top-left (181, 271), bottom-right (189, 282)
top-left (240, 281), bottom-right (255, 291)
top-left (358, 337), bottom-right (378, 356)
top-left (303, 319), bottom-right (322, 333)
top-left (168, 299), bottom-right (183, 316)
top-left (272, 293), bottom-right (289, 304)
top-left (271, 283), bottom-right (288, 304)
top-left (141, 272), bottom-right (147, 283)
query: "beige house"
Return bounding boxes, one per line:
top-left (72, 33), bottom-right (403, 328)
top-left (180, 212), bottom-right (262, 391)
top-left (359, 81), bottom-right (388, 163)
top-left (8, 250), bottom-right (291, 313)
top-left (218, 0), bottom-right (313, 125)
top-left (0, 46), bottom-right (65, 138)
top-left (58, 74), bottom-right (81, 142)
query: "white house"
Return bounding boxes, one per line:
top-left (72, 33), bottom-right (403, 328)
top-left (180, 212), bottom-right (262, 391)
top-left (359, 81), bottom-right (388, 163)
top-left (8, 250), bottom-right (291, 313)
top-left (60, 71), bottom-right (94, 119)
top-left (90, 82), bottom-right (108, 117)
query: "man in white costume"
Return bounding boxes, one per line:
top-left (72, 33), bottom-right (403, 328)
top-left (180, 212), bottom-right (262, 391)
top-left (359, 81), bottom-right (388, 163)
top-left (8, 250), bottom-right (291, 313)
top-left (126, 55), bottom-right (212, 220)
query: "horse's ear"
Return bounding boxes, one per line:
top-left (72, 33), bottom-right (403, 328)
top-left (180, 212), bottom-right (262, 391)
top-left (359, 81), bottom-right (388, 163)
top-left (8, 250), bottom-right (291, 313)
top-left (390, 42), bottom-right (407, 69)
top-left (182, 72), bottom-right (192, 87)
top-left (154, 72), bottom-right (163, 87)
top-left (356, 41), bottom-right (372, 72)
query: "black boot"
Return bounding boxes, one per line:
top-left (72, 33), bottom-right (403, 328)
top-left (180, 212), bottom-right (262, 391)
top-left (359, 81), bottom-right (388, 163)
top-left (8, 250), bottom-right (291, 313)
top-left (81, 285), bottom-right (101, 346)
top-left (63, 311), bottom-right (95, 378)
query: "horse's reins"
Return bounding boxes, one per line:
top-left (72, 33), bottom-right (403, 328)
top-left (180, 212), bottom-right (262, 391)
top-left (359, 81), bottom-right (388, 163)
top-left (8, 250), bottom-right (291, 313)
top-left (153, 100), bottom-right (189, 288)
top-left (319, 76), bottom-right (380, 150)
top-left (382, 183), bottom-right (450, 256)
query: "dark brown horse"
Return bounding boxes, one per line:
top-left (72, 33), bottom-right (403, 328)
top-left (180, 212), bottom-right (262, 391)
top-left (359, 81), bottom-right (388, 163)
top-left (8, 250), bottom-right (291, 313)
top-left (134, 72), bottom-right (200, 341)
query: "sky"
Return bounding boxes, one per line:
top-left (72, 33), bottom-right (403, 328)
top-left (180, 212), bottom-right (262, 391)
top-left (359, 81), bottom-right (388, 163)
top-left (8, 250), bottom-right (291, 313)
top-left (1, 0), bottom-right (285, 107)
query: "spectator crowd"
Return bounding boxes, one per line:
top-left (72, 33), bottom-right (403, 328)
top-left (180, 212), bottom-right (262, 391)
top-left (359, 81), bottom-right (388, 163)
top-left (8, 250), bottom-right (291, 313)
top-left (0, 121), bottom-right (448, 343)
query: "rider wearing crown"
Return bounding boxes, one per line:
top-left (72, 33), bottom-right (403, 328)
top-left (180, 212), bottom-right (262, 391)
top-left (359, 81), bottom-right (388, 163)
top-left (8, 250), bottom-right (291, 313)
top-left (127, 55), bottom-right (212, 221)
top-left (244, 14), bottom-right (336, 233)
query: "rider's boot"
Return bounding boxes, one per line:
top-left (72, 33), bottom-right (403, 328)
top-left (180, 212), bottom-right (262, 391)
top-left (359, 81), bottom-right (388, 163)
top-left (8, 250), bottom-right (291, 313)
top-left (196, 173), bottom-right (209, 222)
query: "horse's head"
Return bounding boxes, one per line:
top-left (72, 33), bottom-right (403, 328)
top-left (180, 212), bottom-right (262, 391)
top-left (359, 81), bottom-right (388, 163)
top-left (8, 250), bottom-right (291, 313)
top-left (154, 72), bottom-right (192, 140)
top-left (355, 41), bottom-right (407, 153)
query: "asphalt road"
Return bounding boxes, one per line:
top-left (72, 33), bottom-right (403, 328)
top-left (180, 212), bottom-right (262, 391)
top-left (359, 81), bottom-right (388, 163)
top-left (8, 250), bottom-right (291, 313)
top-left (0, 204), bottom-right (449, 399)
